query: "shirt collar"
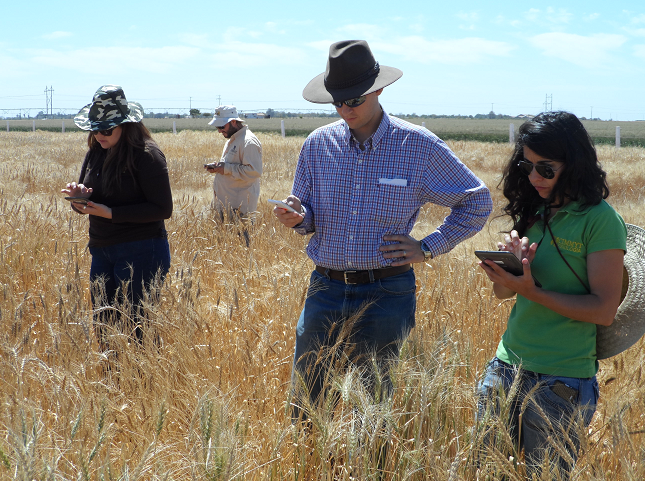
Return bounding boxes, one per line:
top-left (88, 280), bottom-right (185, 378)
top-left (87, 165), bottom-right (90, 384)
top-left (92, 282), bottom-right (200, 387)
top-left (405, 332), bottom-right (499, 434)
top-left (343, 107), bottom-right (390, 150)
top-left (537, 199), bottom-right (592, 217)
top-left (229, 124), bottom-right (247, 141)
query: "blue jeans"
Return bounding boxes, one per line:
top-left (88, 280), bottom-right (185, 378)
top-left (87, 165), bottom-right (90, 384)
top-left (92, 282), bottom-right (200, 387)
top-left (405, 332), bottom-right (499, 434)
top-left (292, 268), bottom-right (416, 416)
top-left (477, 357), bottom-right (599, 478)
top-left (89, 237), bottom-right (171, 347)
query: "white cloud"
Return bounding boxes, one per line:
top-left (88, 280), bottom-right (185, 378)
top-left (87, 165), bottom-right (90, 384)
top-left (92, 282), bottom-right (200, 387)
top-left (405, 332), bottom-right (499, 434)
top-left (457, 11), bottom-right (479, 22)
top-left (523, 8), bottom-right (572, 26)
top-left (264, 22), bottom-right (286, 35)
top-left (583, 13), bottom-right (600, 21)
top-left (409, 23), bottom-right (424, 33)
top-left (634, 45), bottom-right (645, 59)
top-left (457, 12), bottom-right (478, 30)
top-left (209, 41), bottom-right (308, 67)
top-left (374, 36), bottom-right (514, 65)
top-left (545, 7), bottom-right (573, 24)
top-left (42, 31), bottom-right (72, 40)
top-left (525, 8), bottom-right (540, 22)
top-left (29, 46), bottom-right (200, 75)
top-left (307, 40), bottom-right (334, 52)
top-left (631, 14), bottom-right (645, 25)
top-left (529, 33), bottom-right (626, 67)
top-left (336, 23), bottom-right (382, 40)
top-left (623, 27), bottom-right (645, 37)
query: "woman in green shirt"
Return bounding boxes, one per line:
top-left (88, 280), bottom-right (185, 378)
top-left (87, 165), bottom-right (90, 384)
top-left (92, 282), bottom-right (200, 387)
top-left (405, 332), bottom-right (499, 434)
top-left (478, 111), bottom-right (626, 479)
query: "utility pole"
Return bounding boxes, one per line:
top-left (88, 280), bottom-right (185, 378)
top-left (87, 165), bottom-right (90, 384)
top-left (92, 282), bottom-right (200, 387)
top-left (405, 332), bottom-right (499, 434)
top-left (190, 97), bottom-right (192, 110)
top-left (590, 107), bottom-right (593, 120)
top-left (217, 95), bottom-right (221, 107)
top-left (543, 94), bottom-right (552, 112)
top-left (44, 86), bottom-right (53, 119)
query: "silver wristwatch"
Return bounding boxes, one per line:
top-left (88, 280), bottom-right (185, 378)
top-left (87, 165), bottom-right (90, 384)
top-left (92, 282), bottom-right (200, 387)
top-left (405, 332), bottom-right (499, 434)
top-left (420, 241), bottom-right (432, 260)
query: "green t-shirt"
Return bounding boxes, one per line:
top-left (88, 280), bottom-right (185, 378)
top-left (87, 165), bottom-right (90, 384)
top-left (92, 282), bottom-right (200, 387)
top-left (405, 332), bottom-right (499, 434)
top-left (496, 199), bottom-right (627, 378)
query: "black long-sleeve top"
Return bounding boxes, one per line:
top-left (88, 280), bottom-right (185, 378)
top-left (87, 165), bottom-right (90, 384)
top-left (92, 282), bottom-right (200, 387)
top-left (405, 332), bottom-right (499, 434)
top-left (78, 143), bottom-right (173, 248)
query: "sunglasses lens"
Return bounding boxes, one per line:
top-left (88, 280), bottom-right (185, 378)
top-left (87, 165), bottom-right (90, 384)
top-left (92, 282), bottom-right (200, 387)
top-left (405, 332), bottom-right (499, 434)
top-left (95, 129), bottom-right (113, 136)
top-left (518, 160), bottom-right (533, 175)
top-left (537, 165), bottom-right (554, 179)
top-left (345, 96), bottom-right (366, 107)
top-left (331, 96), bottom-right (367, 109)
top-left (518, 160), bottom-right (556, 179)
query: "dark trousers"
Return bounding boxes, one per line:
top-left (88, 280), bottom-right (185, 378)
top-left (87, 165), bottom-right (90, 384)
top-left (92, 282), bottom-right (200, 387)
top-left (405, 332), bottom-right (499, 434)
top-left (291, 268), bottom-right (416, 418)
top-left (89, 237), bottom-right (171, 349)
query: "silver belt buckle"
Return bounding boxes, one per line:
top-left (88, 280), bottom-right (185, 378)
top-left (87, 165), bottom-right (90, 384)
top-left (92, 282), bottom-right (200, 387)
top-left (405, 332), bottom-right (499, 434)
top-left (344, 270), bottom-right (357, 284)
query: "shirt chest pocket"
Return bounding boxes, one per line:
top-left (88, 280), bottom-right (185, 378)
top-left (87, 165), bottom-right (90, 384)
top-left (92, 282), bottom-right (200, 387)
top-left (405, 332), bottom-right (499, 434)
top-left (223, 148), bottom-right (241, 164)
top-left (370, 182), bottom-right (417, 226)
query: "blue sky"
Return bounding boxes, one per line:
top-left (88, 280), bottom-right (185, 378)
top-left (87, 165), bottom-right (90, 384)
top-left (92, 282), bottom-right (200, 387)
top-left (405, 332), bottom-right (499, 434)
top-left (1, 1), bottom-right (645, 120)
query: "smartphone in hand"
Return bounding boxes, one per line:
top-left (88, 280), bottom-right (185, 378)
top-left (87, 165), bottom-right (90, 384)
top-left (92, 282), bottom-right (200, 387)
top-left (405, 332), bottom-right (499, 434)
top-left (65, 197), bottom-right (89, 205)
top-left (268, 199), bottom-right (299, 214)
top-left (475, 250), bottom-right (542, 287)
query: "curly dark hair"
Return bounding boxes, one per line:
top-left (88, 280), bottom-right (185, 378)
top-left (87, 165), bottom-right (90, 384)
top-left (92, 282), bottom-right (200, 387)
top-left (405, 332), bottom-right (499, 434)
top-left (501, 111), bottom-right (609, 235)
top-left (86, 122), bottom-right (157, 195)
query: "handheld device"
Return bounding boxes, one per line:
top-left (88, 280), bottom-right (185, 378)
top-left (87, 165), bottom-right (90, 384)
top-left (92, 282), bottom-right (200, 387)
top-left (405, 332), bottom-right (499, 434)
top-left (204, 162), bottom-right (217, 169)
top-left (64, 197), bottom-right (89, 205)
top-left (475, 250), bottom-right (542, 287)
top-left (267, 199), bottom-right (299, 214)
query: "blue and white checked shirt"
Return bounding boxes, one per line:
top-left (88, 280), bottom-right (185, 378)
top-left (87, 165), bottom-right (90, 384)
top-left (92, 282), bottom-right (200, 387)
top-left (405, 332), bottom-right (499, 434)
top-left (292, 111), bottom-right (492, 271)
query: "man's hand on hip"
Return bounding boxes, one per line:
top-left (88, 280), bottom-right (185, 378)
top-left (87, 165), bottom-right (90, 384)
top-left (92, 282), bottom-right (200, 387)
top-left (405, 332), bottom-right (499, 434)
top-left (273, 195), bottom-right (304, 228)
top-left (380, 234), bottom-right (426, 265)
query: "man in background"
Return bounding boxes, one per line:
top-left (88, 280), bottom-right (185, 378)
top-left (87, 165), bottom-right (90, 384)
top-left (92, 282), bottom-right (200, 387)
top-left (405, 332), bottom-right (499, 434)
top-left (205, 105), bottom-right (262, 239)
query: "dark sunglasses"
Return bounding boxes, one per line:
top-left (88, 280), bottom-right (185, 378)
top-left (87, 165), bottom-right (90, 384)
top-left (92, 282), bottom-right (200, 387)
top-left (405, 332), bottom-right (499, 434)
top-left (331, 95), bottom-right (367, 109)
top-left (93, 127), bottom-right (116, 137)
top-left (517, 159), bottom-right (563, 179)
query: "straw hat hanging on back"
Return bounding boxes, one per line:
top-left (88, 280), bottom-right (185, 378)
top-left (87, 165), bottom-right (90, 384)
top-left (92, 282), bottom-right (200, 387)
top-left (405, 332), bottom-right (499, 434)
top-left (596, 223), bottom-right (645, 359)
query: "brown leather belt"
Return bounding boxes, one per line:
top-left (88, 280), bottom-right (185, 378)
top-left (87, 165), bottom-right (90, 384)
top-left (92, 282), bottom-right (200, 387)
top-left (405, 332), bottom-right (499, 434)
top-left (315, 264), bottom-right (411, 284)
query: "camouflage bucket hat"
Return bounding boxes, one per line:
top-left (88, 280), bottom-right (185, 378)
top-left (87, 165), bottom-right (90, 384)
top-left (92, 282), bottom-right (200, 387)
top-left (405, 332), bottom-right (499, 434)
top-left (74, 85), bottom-right (144, 131)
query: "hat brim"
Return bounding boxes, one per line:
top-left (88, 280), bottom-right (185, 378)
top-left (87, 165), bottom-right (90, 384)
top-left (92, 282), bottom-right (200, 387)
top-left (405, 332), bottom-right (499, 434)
top-left (302, 66), bottom-right (402, 104)
top-left (209, 116), bottom-right (242, 127)
top-left (74, 101), bottom-right (144, 131)
top-left (596, 223), bottom-right (645, 360)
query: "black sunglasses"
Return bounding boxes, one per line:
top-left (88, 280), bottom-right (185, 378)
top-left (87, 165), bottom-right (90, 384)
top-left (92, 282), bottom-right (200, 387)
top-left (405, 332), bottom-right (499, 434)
top-left (517, 159), bottom-right (563, 180)
top-left (331, 96), bottom-right (367, 109)
top-left (93, 127), bottom-right (116, 137)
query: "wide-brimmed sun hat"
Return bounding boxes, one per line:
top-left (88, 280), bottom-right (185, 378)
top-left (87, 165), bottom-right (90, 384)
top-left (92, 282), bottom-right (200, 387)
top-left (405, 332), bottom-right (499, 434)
top-left (302, 40), bottom-right (402, 104)
top-left (74, 85), bottom-right (144, 131)
top-left (209, 105), bottom-right (243, 127)
top-left (597, 223), bottom-right (645, 359)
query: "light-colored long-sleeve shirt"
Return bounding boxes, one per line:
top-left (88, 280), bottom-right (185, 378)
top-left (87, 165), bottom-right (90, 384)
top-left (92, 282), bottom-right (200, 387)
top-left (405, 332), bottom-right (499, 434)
top-left (292, 111), bottom-right (492, 271)
top-left (213, 125), bottom-right (262, 215)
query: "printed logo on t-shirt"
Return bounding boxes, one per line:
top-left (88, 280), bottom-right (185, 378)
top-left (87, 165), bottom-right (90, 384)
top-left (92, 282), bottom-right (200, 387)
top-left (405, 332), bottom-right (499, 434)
top-left (551, 237), bottom-right (583, 253)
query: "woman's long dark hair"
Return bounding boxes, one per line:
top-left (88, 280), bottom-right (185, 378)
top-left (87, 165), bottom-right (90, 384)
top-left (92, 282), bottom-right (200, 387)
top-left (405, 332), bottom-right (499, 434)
top-left (501, 111), bottom-right (609, 235)
top-left (86, 122), bottom-right (157, 195)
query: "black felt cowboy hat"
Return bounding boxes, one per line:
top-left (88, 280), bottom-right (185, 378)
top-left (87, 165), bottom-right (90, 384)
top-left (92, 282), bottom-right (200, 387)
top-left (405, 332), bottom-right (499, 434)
top-left (302, 40), bottom-right (402, 104)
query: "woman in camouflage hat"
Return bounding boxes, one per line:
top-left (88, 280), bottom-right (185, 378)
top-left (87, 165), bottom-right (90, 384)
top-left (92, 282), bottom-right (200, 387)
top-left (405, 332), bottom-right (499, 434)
top-left (62, 85), bottom-right (173, 351)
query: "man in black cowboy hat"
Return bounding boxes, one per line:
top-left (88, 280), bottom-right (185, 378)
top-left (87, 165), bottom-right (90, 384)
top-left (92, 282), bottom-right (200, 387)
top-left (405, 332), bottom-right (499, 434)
top-left (274, 40), bottom-right (493, 413)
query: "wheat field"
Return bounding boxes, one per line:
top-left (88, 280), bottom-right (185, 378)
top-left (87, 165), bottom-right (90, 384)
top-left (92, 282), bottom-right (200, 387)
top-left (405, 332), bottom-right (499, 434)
top-left (0, 130), bottom-right (644, 480)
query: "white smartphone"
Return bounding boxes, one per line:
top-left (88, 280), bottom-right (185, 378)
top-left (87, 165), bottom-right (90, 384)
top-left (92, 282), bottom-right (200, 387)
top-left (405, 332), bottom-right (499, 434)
top-left (267, 199), bottom-right (299, 214)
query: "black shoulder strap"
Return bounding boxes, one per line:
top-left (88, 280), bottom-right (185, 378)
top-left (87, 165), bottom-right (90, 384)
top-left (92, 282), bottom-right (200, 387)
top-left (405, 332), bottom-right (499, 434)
top-left (544, 219), bottom-right (591, 293)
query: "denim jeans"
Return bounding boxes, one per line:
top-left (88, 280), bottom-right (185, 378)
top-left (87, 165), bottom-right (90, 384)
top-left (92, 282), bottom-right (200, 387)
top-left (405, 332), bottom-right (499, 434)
top-left (89, 237), bottom-right (171, 348)
top-left (477, 357), bottom-right (599, 479)
top-left (291, 268), bottom-right (416, 416)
